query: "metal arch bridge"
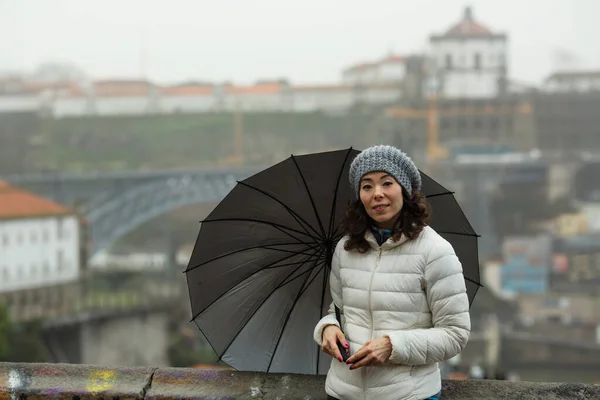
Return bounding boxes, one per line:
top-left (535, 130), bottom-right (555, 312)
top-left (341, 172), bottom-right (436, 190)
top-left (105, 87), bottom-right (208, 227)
top-left (5, 167), bottom-right (262, 257)
top-left (86, 172), bottom-right (241, 255)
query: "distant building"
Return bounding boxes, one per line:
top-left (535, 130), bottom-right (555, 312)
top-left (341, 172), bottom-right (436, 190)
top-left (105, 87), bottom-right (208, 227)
top-left (526, 91), bottom-right (600, 154)
top-left (543, 71), bottom-right (600, 93)
top-left (342, 54), bottom-right (407, 86)
top-left (0, 181), bottom-right (82, 317)
top-left (428, 7), bottom-right (508, 99)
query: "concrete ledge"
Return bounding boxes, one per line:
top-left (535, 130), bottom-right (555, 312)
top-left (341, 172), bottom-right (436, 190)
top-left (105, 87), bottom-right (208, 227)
top-left (0, 362), bottom-right (598, 399)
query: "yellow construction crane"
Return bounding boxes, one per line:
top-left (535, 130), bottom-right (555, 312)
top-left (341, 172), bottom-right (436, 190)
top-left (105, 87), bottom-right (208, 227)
top-left (385, 97), bottom-right (533, 163)
top-left (219, 102), bottom-right (245, 166)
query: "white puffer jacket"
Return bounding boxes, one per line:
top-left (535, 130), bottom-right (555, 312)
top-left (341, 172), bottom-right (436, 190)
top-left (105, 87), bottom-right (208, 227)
top-left (314, 226), bottom-right (471, 400)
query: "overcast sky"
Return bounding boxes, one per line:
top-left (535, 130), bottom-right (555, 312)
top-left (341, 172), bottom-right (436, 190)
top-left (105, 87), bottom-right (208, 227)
top-left (1, 0), bottom-right (599, 85)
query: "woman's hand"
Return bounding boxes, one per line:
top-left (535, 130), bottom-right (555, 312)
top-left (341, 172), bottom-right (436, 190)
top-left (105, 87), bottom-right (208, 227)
top-left (346, 336), bottom-right (392, 370)
top-left (321, 325), bottom-right (349, 362)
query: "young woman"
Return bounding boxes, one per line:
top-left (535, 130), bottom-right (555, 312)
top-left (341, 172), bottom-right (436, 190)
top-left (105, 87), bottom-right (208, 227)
top-left (314, 145), bottom-right (471, 400)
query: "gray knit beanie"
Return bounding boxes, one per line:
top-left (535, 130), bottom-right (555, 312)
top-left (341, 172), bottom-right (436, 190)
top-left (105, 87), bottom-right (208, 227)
top-left (349, 145), bottom-right (421, 197)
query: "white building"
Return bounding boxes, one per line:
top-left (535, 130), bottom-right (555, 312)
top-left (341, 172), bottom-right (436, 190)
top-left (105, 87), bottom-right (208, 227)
top-left (342, 54), bottom-right (407, 86)
top-left (428, 7), bottom-right (508, 99)
top-left (159, 83), bottom-right (218, 113)
top-left (0, 181), bottom-right (81, 294)
top-left (543, 71), bottom-right (600, 93)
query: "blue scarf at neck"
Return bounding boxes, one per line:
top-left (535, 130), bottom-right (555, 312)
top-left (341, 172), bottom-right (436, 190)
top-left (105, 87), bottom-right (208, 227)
top-left (369, 225), bottom-right (393, 246)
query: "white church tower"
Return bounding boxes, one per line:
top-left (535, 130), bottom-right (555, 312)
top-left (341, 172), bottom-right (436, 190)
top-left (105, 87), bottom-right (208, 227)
top-left (428, 6), bottom-right (508, 99)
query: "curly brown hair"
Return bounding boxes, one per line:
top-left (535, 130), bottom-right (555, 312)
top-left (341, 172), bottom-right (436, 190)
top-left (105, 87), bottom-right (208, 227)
top-left (340, 189), bottom-right (431, 253)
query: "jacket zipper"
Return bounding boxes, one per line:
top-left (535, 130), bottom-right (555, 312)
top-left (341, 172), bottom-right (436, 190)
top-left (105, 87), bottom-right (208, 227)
top-left (363, 247), bottom-right (383, 400)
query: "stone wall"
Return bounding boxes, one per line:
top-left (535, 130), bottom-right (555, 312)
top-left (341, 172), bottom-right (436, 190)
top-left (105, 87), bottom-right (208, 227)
top-left (79, 313), bottom-right (170, 367)
top-left (43, 312), bottom-right (170, 366)
top-left (1, 362), bottom-right (599, 399)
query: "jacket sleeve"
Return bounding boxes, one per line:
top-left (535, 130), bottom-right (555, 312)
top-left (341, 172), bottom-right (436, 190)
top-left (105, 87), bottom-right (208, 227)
top-left (384, 239), bottom-right (471, 365)
top-left (313, 241), bottom-right (344, 346)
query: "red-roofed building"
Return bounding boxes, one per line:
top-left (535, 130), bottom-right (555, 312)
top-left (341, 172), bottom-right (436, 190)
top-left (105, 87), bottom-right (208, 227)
top-left (442, 7), bottom-right (494, 38)
top-left (342, 53), bottom-right (408, 86)
top-left (428, 7), bottom-right (508, 99)
top-left (0, 181), bottom-right (82, 294)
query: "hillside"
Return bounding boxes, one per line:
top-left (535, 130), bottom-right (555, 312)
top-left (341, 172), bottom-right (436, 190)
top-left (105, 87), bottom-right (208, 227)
top-left (3, 111), bottom-right (382, 174)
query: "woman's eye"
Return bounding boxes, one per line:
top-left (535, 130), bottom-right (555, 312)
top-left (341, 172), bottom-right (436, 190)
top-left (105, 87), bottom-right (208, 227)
top-left (362, 185), bottom-right (372, 190)
top-left (383, 181), bottom-right (393, 186)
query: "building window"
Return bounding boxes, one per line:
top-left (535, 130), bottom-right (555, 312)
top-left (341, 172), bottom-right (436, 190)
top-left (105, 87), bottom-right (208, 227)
top-left (498, 53), bottom-right (506, 67)
top-left (42, 229), bottom-right (49, 242)
top-left (57, 219), bottom-right (64, 240)
top-left (57, 250), bottom-right (64, 272)
top-left (445, 54), bottom-right (453, 70)
top-left (474, 53), bottom-right (481, 69)
top-left (490, 117), bottom-right (500, 132)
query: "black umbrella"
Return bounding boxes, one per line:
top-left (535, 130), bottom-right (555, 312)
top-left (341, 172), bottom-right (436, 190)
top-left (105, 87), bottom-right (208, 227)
top-left (185, 148), bottom-right (480, 375)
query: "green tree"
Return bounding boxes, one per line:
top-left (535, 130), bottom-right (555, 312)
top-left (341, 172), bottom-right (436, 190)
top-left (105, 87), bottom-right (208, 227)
top-left (0, 303), bottom-right (49, 363)
top-left (168, 330), bottom-right (218, 367)
top-left (3, 320), bottom-right (49, 362)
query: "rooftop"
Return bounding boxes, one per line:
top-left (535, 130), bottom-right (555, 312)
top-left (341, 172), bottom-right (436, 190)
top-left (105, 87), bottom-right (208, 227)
top-left (343, 53), bottom-right (407, 74)
top-left (0, 181), bottom-right (74, 221)
top-left (545, 70), bottom-right (600, 82)
top-left (431, 7), bottom-right (504, 40)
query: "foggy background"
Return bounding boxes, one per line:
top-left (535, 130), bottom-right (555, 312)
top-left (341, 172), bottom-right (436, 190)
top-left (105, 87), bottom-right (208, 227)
top-left (1, 0), bottom-right (599, 385)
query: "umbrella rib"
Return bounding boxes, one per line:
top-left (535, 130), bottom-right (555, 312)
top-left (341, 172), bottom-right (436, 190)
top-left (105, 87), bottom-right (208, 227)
top-left (190, 244), bottom-right (322, 319)
top-left (435, 230), bottom-right (481, 238)
top-left (465, 276), bottom-right (484, 287)
top-left (316, 255), bottom-right (329, 374)
top-left (327, 147), bottom-right (354, 236)
top-left (295, 259), bottom-right (326, 299)
top-left (290, 154), bottom-right (326, 239)
top-left (215, 249), bottom-right (321, 361)
top-left (266, 264), bottom-right (317, 373)
top-left (200, 217), bottom-right (316, 240)
top-left (272, 263), bottom-right (319, 291)
top-left (235, 181), bottom-right (323, 239)
top-left (272, 248), bottom-right (326, 289)
top-left (270, 223), bottom-right (321, 249)
top-left (433, 196), bottom-right (479, 236)
top-left (425, 191), bottom-right (454, 198)
top-left (275, 260), bottom-right (317, 290)
top-left (186, 241), bottom-right (318, 272)
top-left (262, 245), bottom-right (324, 258)
top-left (262, 253), bottom-right (322, 271)
top-left (332, 232), bottom-right (345, 242)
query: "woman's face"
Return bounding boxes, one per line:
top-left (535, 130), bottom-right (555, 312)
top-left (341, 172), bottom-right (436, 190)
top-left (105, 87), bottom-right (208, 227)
top-left (359, 171), bottom-right (404, 230)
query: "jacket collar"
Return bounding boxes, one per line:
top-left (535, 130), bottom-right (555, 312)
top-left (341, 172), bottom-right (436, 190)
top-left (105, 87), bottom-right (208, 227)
top-left (365, 226), bottom-right (409, 251)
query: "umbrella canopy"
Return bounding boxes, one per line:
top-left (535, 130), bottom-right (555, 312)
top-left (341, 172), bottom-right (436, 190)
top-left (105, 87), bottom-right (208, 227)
top-left (185, 148), bottom-right (480, 375)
